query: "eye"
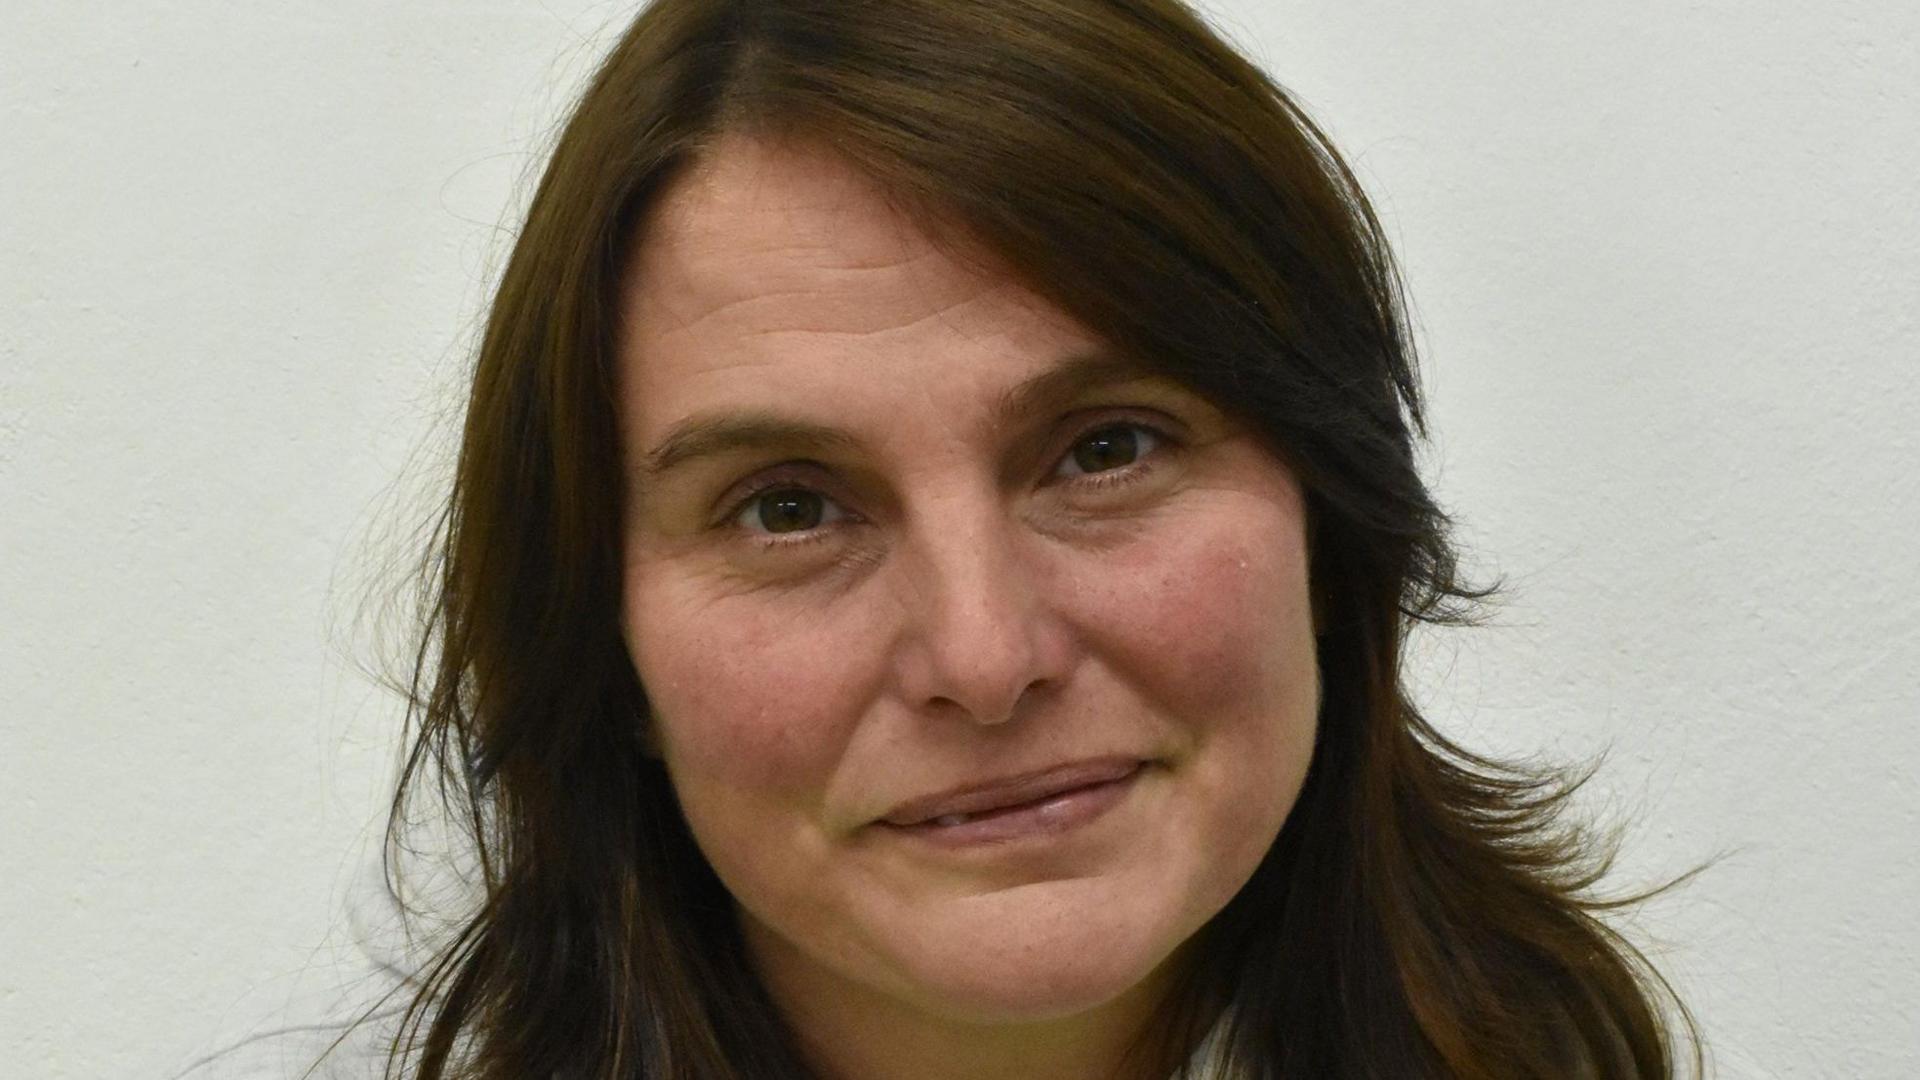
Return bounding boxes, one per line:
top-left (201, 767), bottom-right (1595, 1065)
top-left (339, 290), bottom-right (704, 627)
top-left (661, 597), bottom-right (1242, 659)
top-left (726, 479), bottom-right (855, 544)
top-left (1050, 420), bottom-right (1171, 488)
top-left (717, 415), bottom-right (1180, 551)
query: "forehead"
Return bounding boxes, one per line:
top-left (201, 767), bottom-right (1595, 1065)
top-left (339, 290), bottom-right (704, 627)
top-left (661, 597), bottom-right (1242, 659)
top-left (614, 135), bottom-right (1115, 431)
top-left (631, 135), bottom-right (952, 306)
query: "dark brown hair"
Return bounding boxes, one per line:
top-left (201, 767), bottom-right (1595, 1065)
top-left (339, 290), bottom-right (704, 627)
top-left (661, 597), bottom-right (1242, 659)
top-left (377, 0), bottom-right (1703, 1075)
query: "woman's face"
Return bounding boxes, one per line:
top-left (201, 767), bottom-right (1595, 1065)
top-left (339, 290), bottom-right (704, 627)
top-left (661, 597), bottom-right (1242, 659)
top-left (616, 134), bottom-right (1319, 1033)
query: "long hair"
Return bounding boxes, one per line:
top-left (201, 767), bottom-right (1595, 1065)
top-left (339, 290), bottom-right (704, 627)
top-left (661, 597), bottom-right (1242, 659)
top-left (378, 0), bottom-right (1703, 1075)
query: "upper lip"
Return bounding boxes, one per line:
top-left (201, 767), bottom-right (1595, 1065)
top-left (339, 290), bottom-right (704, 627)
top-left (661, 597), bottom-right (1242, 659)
top-left (878, 756), bottom-right (1147, 827)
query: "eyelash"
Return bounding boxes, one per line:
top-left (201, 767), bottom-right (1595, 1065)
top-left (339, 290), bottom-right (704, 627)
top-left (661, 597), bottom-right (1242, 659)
top-left (717, 415), bottom-right (1180, 554)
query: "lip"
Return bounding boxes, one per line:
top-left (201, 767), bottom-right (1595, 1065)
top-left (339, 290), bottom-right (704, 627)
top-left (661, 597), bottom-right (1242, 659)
top-left (878, 756), bottom-right (1148, 827)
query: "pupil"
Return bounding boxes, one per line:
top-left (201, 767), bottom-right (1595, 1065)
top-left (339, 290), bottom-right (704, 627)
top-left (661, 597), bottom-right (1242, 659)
top-left (758, 490), bottom-right (822, 533)
top-left (1074, 426), bottom-right (1139, 473)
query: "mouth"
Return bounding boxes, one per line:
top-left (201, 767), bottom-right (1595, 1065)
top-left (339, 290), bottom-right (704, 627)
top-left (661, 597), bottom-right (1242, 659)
top-left (882, 762), bottom-right (1149, 846)
top-left (879, 757), bottom-right (1149, 829)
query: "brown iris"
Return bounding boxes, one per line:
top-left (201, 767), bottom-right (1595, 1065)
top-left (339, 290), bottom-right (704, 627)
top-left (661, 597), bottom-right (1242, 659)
top-left (753, 490), bottom-right (824, 533)
top-left (1071, 424), bottom-right (1141, 474)
top-left (750, 425), bottom-right (1140, 535)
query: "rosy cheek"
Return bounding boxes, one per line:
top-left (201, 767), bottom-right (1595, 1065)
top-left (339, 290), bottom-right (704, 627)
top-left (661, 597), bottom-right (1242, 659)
top-left (1125, 515), bottom-right (1318, 851)
top-left (636, 600), bottom-right (865, 798)
top-left (1072, 501), bottom-right (1315, 741)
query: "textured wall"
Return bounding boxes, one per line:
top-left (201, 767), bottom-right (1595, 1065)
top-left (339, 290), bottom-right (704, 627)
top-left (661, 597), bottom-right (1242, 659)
top-left (3, 1), bottom-right (1913, 1076)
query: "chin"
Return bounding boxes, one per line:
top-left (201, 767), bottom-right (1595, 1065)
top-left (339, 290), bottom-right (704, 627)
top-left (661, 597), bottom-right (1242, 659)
top-left (883, 907), bottom-right (1186, 1025)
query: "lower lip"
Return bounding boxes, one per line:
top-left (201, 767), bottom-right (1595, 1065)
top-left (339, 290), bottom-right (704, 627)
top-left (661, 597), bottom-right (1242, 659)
top-left (885, 763), bottom-right (1147, 848)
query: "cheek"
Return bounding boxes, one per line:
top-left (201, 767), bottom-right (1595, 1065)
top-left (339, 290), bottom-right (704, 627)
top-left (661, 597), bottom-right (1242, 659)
top-left (624, 583), bottom-right (878, 803)
top-left (1085, 497), bottom-right (1320, 901)
top-left (1082, 499), bottom-right (1318, 739)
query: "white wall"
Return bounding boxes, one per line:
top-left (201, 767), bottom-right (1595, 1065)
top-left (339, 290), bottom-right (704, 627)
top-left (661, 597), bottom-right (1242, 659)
top-left (4, 1), bottom-right (1913, 1076)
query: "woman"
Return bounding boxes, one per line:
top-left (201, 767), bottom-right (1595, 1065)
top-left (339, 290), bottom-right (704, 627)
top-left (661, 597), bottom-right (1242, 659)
top-left (379, 0), bottom-right (1700, 1076)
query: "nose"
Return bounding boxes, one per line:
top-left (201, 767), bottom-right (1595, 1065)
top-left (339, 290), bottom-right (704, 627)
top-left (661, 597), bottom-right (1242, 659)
top-left (891, 489), bottom-right (1072, 726)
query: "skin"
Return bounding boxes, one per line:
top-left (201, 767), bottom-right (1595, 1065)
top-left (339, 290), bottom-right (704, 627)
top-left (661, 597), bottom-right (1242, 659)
top-left (615, 132), bottom-right (1320, 1080)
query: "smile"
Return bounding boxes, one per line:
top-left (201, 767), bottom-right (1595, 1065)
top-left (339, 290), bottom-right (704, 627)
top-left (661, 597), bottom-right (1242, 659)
top-left (881, 762), bottom-right (1148, 847)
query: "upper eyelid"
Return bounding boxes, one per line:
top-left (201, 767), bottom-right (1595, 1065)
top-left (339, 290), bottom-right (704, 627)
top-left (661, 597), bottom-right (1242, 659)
top-left (714, 408), bottom-right (1182, 527)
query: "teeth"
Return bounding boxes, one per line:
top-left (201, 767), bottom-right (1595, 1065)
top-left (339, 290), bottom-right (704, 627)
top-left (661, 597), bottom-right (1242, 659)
top-left (932, 813), bottom-right (974, 827)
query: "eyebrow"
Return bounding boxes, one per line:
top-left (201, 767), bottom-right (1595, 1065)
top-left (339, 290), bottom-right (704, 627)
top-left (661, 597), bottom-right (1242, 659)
top-left (637, 350), bottom-right (1160, 481)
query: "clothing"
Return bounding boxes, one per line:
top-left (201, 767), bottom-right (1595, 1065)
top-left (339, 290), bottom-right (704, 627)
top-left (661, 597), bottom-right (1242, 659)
top-left (1177, 1006), bottom-right (1235, 1079)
